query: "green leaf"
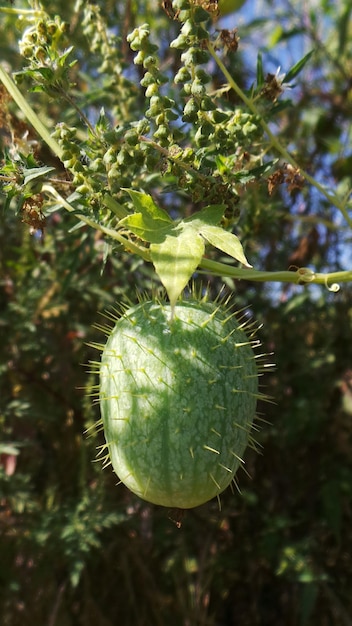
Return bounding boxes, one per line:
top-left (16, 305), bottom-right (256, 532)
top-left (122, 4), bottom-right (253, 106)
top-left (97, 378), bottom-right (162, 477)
top-left (199, 225), bottom-right (252, 267)
top-left (284, 50), bottom-right (314, 83)
top-left (29, 67), bottom-right (55, 81)
top-left (256, 52), bottom-right (265, 87)
top-left (232, 160), bottom-right (278, 185)
top-left (184, 204), bottom-right (225, 228)
top-left (58, 46), bottom-right (75, 66)
top-left (246, 160), bottom-right (278, 178)
top-left (102, 193), bottom-right (128, 219)
top-left (120, 190), bottom-right (173, 242)
top-left (123, 189), bottom-right (172, 224)
top-left (119, 212), bottom-right (174, 243)
top-left (182, 204), bottom-right (251, 266)
top-left (23, 165), bottom-right (55, 185)
top-left (150, 225), bottom-right (204, 308)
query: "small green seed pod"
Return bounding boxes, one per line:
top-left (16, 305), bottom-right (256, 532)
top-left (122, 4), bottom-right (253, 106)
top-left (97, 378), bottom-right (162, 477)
top-left (145, 84), bottom-right (159, 98)
top-left (182, 97), bottom-right (199, 122)
top-left (174, 66), bottom-right (191, 84)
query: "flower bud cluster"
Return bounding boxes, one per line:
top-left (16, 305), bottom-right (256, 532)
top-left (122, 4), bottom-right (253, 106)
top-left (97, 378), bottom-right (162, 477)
top-left (169, 2), bottom-right (262, 156)
top-left (52, 123), bottom-right (101, 197)
top-left (102, 119), bottom-right (154, 196)
top-left (52, 118), bottom-right (153, 208)
top-left (17, 15), bottom-right (73, 96)
top-left (171, 3), bottom-right (214, 134)
top-left (127, 24), bottom-right (178, 147)
top-left (80, 2), bottom-right (130, 94)
top-left (19, 15), bottom-right (69, 60)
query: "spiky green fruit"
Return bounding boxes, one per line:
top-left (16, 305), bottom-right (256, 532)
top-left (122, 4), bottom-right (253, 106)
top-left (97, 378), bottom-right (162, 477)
top-left (99, 298), bottom-right (259, 509)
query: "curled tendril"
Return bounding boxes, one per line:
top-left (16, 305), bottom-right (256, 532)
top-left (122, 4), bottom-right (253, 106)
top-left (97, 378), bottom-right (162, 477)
top-left (325, 277), bottom-right (340, 293)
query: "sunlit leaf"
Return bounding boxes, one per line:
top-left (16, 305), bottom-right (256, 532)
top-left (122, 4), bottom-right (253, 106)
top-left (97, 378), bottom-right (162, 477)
top-left (119, 190), bottom-right (174, 242)
top-left (123, 189), bottom-right (172, 224)
top-left (284, 50), bottom-right (314, 83)
top-left (119, 212), bottom-right (174, 243)
top-left (23, 166), bottom-right (55, 185)
top-left (150, 225), bottom-right (204, 307)
top-left (184, 204), bottom-right (226, 228)
top-left (199, 225), bottom-right (252, 267)
top-left (256, 52), bottom-right (265, 87)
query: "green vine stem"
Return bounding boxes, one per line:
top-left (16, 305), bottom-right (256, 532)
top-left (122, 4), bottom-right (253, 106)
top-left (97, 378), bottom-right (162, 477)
top-left (207, 42), bottom-right (352, 230)
top-left (199, 258), bottom-right (350, 291)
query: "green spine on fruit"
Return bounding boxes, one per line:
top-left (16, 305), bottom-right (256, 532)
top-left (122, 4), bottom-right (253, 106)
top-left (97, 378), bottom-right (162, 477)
top-left (98, 297), bottom-right (261, 509)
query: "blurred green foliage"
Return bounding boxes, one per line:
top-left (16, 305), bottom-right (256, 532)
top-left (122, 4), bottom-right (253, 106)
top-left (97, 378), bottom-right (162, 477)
top-left (1, 1), bottom-right (352, 625)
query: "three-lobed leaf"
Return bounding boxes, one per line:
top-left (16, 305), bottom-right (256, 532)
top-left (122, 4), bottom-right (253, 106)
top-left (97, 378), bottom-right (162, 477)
top-left (119, 191), bottom-right (252, 303)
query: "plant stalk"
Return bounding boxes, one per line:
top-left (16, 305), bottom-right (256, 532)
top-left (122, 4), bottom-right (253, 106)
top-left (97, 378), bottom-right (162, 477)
top-left (0, 65), bottom-right (63, 160)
